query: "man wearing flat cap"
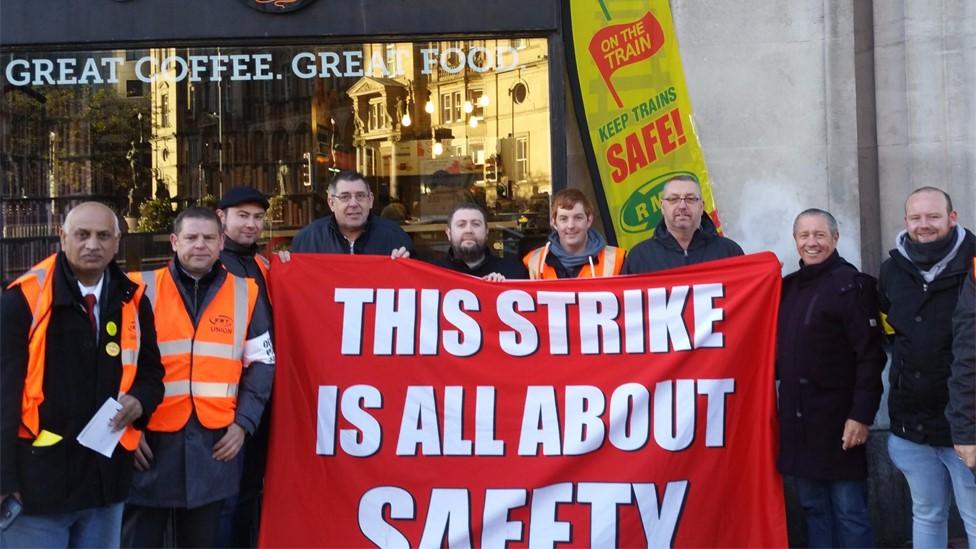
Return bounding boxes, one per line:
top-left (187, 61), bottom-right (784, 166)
top-left (217, 187), bottom-right (271, 307)
top-left (215, 186), bottom-right (273, 546)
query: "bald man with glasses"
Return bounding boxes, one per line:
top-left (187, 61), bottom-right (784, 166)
top-left (621, 175), bottom-right (743, 274)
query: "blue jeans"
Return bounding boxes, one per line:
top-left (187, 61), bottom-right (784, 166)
top-left (888, 435), bottom-right (976, 548)
top-left (792, 477), bottom-right (874, 548)
top-left (0, 502), bottom-right (123, 548)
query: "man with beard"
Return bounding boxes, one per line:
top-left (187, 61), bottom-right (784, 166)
top-left (435, 203), bottom-right (528, 281)
top-left (217, 186), bottom-right (271, 306)
top-left (215, 186), bottom-right (273, 547)
top-left (290, 170), bottom-right (412, 258)
top-left (880, 186), bottom-right (976, 548)
top-left (621, 175), bottom-right (743, 274)
top-left (523, 189), bottom-right (625, 279)
top-left (777, 209), bottom-right (884, 547)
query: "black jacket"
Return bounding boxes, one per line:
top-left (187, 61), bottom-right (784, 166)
top-left (220, 238), bottom-right (270, 306)
top-left (1, 253), bottom-right (164, 514)
top-left (776, 252), bottom-right (885, 480)
top-left (947, 265), bottom-right (975, 445)
top-left (880, 228), bottom-right (976, 446)
top-left (620, 215), bottom-right (743, 274)
top-left (435, 248), bottom-right (529, 279)
top-left (291, 214), bottom-right (413, 256)
top-left (219, 239), bottom-right (274, 498)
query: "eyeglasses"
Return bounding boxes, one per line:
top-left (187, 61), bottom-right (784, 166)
top-left (331, 192), bottom-right (370, 203)
top-left (662, 195), bottom-right (701, 205)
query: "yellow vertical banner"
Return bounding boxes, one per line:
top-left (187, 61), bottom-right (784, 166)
top-left (566, 0), bottom-right (721, 249)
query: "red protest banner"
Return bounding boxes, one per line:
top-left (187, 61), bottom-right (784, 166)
top-left (261, 252), bottom-right (787, 547)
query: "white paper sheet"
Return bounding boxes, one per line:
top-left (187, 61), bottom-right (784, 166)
top-left (76, 397), bottom-right (125, 458)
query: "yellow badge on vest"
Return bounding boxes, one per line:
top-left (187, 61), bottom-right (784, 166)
top-left (105, 342), bottom-right (121, 357)
top-left (106, 321), bottom-right (118, 336)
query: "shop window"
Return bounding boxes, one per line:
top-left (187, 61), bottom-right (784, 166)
top-left (385, 44), bottom-right (397, 74)
top-left (440, 93), bottom-right (452, 123)
top-left (160, 93), bottom-right (170, 128)
top-left (368, 101), bottom-right (388, 131)
top-left (471, 89), bottom-right (485, 117)
top-left (0, 39), bottom-right (552, 280)
top-left (515, 136), bottom-right (529, 182)
top-left (469, 141), bottom-right (484, 165)
top-left (126, 80), bottom-right (144, 97)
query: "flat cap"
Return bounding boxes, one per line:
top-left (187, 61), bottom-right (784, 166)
top-left (218, 186), bottom-right (270, 210)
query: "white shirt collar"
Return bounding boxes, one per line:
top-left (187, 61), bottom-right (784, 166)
top-left (77, 273), bottom-right (105, 300)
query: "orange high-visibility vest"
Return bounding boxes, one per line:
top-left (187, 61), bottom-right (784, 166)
top-left (7, 254), bottom-right (144, 451)
top-left (255, 253), bottom-right (272, 305)
top-left (131, 266), bottom-right (258, 432)
top-left (523, 244), bottom-right (625, 280)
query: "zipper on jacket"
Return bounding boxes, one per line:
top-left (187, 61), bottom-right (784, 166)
top-left (188, 322), bottom-right (199, 413)
top-left (190, 278), bottom-right (201, 411)
top-left (193, 278), bottom-right (200, 315)
top-left (188, 278), bottom-right (204, 413)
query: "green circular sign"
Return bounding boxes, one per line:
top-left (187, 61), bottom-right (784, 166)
top-left (618, 171), bottom-right (698, 234)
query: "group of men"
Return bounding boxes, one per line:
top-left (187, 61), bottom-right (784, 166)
top-left (776, 187), bottom-right (975, 548)
top-left (1, 192), bottom-right (276, 548)
top-left (1, 169), bottom-right (973, 548)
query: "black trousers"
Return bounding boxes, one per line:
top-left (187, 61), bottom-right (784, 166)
top-left (122, 501), bottom-right (223, 548)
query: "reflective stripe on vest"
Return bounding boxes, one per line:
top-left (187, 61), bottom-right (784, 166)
top-left (8, 254), bottom-right (144, 451)
top-left (163, 380), bottom-right (239, 398)
top-left (599, 246), bottom-right (624, 277)
top-left (255, 254), bottom-right (272, 305)
top-left (523, 246), bottom-right (625, 279)
top-left (132, 267), bottom-right (257, 432)
top-left (524, 245), bottom-right (548, 280)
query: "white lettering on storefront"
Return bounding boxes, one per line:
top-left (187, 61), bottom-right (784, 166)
top-left (3, 47), bottom-right (522, 86)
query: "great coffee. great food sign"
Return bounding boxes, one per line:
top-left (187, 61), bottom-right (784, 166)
top-left (4, 46), bottom-right (523, 87)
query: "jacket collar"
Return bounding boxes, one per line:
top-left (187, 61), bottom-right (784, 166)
top-left (328, 214), bottom-right (374, 242)
top-left (168, 255), bottom-right (224, 287)
top-left (888, 228), bottom-right (976, 283)
top-left (785, 250), bottom-right (846, 283)
top-left (51, 252), bottom-right (137, 309)
top-left (222, 235), bottom-right (258, 258)
top-left (445, 246), bottom-right (488, 271)
top-left (651, 213), bottom-right (720, 252)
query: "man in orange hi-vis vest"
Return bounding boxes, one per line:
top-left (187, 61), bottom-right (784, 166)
top-left (1, 202), bottom-right (164, 548)
top-left (522, 188), bottom-right (625, 279)
top-left (121, 207), bottom-right (275, 548)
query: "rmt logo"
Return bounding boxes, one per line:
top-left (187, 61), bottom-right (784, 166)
top-left (209, 314), bottom-right (233, 335)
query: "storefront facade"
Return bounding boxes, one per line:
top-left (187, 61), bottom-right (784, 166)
top-left (1, 0), bottom-right (569, 282)
top-left (4, 0), bottom-right (976, 544)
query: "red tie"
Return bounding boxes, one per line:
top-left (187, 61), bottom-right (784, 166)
top-left (84, 294), bottom-right (97, 335)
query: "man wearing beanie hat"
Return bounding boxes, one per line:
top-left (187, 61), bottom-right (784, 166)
top-left (215, 186), bottom-right (273, 546)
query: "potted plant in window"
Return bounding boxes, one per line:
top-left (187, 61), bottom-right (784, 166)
top-left (136, 196), bottom-right (177, 233)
